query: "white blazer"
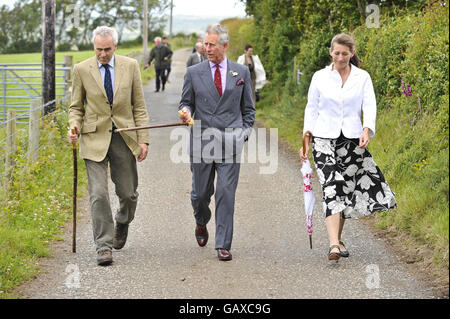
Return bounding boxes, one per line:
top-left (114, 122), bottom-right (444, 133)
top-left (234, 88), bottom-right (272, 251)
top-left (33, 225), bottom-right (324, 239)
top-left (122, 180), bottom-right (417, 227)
top-left (303, 63), bottom-right (377, 139)
top-left (237, 54), bottom-right (268, 90)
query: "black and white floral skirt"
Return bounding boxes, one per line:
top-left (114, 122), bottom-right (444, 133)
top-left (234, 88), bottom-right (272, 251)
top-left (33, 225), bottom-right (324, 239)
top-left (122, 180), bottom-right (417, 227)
top-left (312, 133), bottom-right (397, 219)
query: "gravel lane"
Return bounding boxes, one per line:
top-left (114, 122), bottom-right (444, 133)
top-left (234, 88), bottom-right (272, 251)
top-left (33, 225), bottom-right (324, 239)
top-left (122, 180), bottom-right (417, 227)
top-left (17, 48), bottom-right (435, 299)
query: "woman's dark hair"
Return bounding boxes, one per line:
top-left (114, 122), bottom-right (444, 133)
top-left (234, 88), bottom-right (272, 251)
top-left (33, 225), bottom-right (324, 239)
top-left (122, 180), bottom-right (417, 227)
top-left (330, 33), bottom-right (361, 67)
top-left (244, 44), bottom-right (253, 51)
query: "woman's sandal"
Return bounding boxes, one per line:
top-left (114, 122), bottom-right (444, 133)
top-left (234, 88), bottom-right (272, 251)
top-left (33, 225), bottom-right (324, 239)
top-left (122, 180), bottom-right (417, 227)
top-left (328, 245), bottom-right (341, 261)
top-left (339, 241), bottom-right (349, 258)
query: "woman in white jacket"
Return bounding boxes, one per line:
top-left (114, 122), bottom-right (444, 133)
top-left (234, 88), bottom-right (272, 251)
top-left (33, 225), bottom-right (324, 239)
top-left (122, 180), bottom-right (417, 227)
top-left (237, 44), bottom-right (267, 103)
top-left (300, 33), bottom-right (396, 261)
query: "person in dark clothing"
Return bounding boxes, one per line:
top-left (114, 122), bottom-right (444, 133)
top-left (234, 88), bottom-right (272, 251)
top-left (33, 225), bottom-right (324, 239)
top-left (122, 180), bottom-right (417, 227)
top-left (162, 36), bottom-right (172, 82)
top-left (145, 36), bottom-right (173, 92)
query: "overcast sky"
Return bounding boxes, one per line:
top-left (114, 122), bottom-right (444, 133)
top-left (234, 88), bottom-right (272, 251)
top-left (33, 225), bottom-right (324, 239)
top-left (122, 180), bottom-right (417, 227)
top-left (172, 0), bottom-right (246, 17)
top-left (0, 0), bottom-right (247, 18)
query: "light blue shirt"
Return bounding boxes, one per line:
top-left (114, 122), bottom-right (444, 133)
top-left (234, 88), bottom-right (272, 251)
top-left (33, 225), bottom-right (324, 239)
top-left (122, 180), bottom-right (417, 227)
top-left (97, 55), bottom-right (115, 92)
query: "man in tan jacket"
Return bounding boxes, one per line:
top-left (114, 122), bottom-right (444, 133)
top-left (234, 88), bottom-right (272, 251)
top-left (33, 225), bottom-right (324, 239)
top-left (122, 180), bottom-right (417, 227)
top-left (68, 26), bottom-right (149, 266)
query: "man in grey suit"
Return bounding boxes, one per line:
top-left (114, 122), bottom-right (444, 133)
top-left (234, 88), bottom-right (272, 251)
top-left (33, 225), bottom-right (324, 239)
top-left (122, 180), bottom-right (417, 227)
top-left (179, 24), bottom-right (255, 261)
top-left (186, 42), bottom-right (205, 67)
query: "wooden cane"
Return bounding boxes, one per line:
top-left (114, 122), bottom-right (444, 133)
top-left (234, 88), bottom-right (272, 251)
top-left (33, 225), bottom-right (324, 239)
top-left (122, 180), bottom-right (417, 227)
top-left (114, 112), bottom-right (194, 132)
top-left (114, 121), bottom-right (191, 133)
top-left (71, 128), bottom-right (77, 253)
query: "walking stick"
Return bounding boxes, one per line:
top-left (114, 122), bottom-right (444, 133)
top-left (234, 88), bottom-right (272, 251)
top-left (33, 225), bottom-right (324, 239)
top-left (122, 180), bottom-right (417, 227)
top-left (71, 128), bottom-right (77, 253)
top-left (114, 122), bottom-right (191, 132)
top-left (114, 114), bottom-right (194, 133)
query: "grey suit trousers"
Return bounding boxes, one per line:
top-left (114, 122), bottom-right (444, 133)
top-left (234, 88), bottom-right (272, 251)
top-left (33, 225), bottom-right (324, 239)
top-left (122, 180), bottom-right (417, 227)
top-left (84, 133), bottom-right (138, 252)
top-left (190, 159), bottom-right (241, 250)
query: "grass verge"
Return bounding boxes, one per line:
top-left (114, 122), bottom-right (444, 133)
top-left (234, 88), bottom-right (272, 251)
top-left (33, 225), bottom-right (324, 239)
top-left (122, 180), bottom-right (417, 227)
top-left (0, 105), bottom-right (87, 299)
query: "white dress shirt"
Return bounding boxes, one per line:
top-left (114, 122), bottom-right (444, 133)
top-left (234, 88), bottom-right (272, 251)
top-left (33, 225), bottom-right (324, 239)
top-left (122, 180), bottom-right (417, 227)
top-left (303, 63), bottom-right (377, 139)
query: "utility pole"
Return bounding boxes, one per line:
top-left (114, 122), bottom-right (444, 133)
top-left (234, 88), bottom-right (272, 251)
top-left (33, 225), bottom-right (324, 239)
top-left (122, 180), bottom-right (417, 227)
top-left (42, 0), bottom-right (56, 115)
top-left (143, 0), bottom-right (148, 63)
top-left (169, 0), bottom-right (173, 40)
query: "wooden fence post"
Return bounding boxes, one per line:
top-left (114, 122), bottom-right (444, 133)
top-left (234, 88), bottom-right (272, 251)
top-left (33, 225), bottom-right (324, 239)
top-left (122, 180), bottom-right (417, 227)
top-left (64, 55), bottom-right (73, 104)
top-left (5, 109), bottom-right (16, 177)
top-left (28, 99), bottom-right (40, 163)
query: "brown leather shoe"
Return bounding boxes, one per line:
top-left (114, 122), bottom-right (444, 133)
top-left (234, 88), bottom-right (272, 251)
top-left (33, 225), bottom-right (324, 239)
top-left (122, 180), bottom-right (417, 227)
top-left (97, 249), bottom-right (113, 266)
top-left (113, 223), bottom-right (129, 250)
top-left (217, 248), bottom-right (232, 261)
top-left (195, 225), bottom-right (208, 247)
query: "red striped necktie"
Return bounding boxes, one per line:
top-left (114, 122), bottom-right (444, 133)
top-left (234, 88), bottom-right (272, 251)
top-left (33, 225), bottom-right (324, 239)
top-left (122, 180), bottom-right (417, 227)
top-left (214, 64), bottom-right (222, 97)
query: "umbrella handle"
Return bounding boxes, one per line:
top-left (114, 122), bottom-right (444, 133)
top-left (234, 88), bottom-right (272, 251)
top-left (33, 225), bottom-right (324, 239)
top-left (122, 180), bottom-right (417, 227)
top-left (309, 235), bottom-right (312, 249)
top-left (302, 131), bottom-right (312, 156)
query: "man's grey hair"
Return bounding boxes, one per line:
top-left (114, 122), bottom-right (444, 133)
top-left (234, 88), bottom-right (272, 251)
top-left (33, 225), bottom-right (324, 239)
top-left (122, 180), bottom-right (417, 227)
top-left (154, 36), bottom-right (162, 42)
top-left (195, 42), bottom-right (203, 50)
top-left (92, 26), bottom-right (118, 45)
top-left (205, 24), bottom-right (229, 45)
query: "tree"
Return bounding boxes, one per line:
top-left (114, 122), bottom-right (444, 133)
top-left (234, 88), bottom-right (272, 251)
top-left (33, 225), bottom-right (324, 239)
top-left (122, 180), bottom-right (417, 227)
top-left (0, 0), bottom-right (172, 53)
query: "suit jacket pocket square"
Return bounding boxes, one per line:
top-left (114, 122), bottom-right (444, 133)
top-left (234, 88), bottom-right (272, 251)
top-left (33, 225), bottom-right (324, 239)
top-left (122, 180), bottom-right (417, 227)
top-left (236, 78), bottom-right (244, 86)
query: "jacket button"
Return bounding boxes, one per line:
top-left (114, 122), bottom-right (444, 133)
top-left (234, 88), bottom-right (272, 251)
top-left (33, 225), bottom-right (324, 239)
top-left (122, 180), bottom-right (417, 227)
top-left (111, 115), bottom-right (113, 118)
top-left (108, 129), bottom-right (112, 133)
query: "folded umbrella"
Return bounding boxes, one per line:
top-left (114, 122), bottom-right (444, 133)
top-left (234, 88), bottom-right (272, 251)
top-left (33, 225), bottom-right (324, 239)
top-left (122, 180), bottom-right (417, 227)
top-left (301, 132), bottom-right (314, 249)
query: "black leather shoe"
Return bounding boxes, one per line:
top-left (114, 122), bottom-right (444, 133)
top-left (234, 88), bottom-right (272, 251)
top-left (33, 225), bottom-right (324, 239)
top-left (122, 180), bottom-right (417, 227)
top-left (328, 245), bottom-right (341, 261)
top-left (154, 89), bottom-right (159, 93)
top-left (113, 223), bottom-right (129, 250)
top-left (195, 225), bottom-right (208, 247)
top-left (339, 241), bottom-right (350, 257)
top-left (97, 249), bottom-right (113, 266)
top-left (217, 248), bottom-right (232, 261)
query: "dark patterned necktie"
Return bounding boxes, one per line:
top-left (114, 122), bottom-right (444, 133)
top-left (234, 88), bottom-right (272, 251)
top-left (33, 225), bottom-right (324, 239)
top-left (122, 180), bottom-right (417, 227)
top-left (214, 64), bottom-right (222, 97)
top-left (102, 64), bottom-right (113, 107)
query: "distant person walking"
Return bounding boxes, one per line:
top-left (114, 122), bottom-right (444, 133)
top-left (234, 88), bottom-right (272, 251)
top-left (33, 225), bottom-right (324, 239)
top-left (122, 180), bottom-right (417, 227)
top-left (192, 37), bottom-right (203, 53)
top-left (162, 36), bottom-right (172, 82)
top-left (67, 26), bottom-right (149, 266)
top-left (300, 33), bottom-right (397, 262)
top-left (237, 44), bottom-right (267, 103)
top-left (146, 36), bottom-right (172, 92)
top-left (186, 42), bottom-right (206, 67)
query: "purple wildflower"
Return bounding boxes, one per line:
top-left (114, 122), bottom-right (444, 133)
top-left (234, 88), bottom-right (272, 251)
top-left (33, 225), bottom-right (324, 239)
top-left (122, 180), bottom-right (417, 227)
top-left (401, 81), bottom-right (413, 97)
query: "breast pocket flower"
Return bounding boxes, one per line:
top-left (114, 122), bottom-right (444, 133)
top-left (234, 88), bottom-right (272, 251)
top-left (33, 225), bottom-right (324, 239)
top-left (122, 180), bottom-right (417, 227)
top-left (236, 78), bottom-right (244, 86)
